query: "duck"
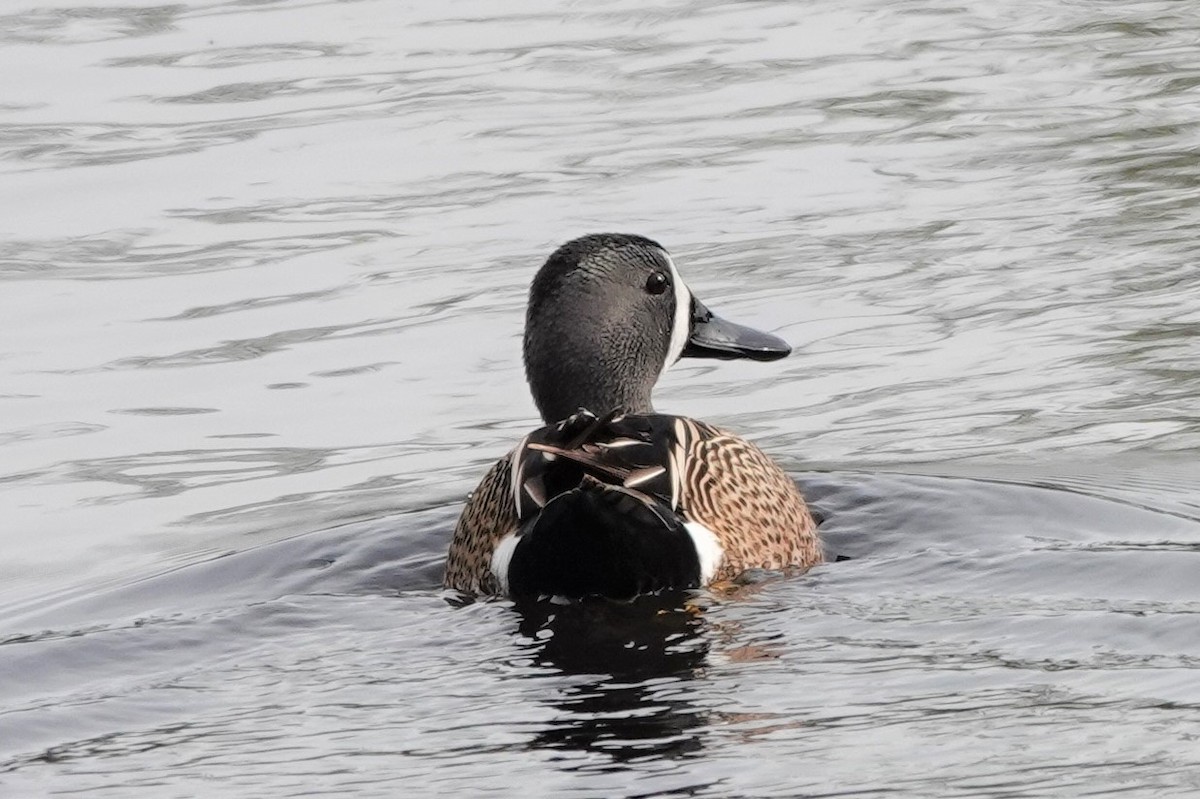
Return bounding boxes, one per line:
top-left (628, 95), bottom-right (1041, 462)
top-left (444, 233), bottom-right (820, 599)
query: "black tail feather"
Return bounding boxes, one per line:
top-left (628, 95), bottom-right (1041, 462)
top-left (506, 482), bottom-right (701, 600)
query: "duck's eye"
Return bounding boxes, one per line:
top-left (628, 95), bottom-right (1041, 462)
top-left (645, 271), bottom-right (669, 295)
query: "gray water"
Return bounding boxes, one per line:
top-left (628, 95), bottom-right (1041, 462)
top-left (2, 0), bottom-right (1200, 796)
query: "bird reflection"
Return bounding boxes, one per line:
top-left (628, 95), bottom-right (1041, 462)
top-left (512, 593), bottom-right (711, 761)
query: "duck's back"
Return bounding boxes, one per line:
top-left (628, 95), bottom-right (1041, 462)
top-left (444, 409), bottom-right (820, 598)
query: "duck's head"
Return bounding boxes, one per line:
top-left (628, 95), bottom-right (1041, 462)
top-left (524, 233), bottom-right (792, 424)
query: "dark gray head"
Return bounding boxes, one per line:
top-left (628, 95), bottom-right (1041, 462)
top-left (523, 233), bottom-right (792, 424)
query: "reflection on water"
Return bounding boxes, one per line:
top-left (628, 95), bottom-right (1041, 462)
top-left (515, 595), bottom-right (710, 761)
top-left (2, 0), bottom-right (1199, 795)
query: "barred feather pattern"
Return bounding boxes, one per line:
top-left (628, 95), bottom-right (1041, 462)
top-left (673, 419), bottom-right (821, 579)
top-left (443, 412), bottom-right (820, 595)
top-left (444, 454), bottom-right (517, 595)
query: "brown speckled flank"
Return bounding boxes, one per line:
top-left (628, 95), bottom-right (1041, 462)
top-left (443, 456), bottom-right (515, 596)
top-left (443, 414), bottom-right (819, 594)
top-left (674, 419), bottom-right (820, 580)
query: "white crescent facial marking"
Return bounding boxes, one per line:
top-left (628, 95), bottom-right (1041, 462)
top-left (491, 532), bottom-right (520, 596)
top-left (660, 251), bottom-right (692, 377)
top-left (684, 521), bottom-right (723, 584)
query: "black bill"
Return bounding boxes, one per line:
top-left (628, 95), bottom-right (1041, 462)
top-left (682, 296), bottom-right (792, 361)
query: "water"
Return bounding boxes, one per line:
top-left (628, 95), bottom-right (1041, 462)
top-left (2, 0), bottom-right (1199, 795)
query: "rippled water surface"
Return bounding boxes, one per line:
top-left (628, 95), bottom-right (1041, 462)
top-left (2, 1), bottom-right (1199, 796)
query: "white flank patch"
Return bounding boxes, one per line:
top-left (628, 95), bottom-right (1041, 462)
top-left (490, 532), bottom-right (520, 596)
top-left (660, 251), bottom-right (692, 377)
top-left (684, 521), bottom-right (724, 584)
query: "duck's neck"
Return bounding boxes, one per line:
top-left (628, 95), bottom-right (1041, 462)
top-left (524, 348), bottom-right (656, 424)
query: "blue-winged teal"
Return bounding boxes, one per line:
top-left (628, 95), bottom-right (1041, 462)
top-left (445, 234), bottom-right (819, 599)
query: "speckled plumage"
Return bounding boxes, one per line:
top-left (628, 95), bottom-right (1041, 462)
top-left (677, 420), bottom-right (820, 579)
top-left (444, 411), bottom-right (820, 594)
top-left (444, 456), bottom-right (515, 596)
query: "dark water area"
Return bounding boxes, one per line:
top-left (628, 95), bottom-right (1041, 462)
top-left (2, 0), bottom-right (1200, 796)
